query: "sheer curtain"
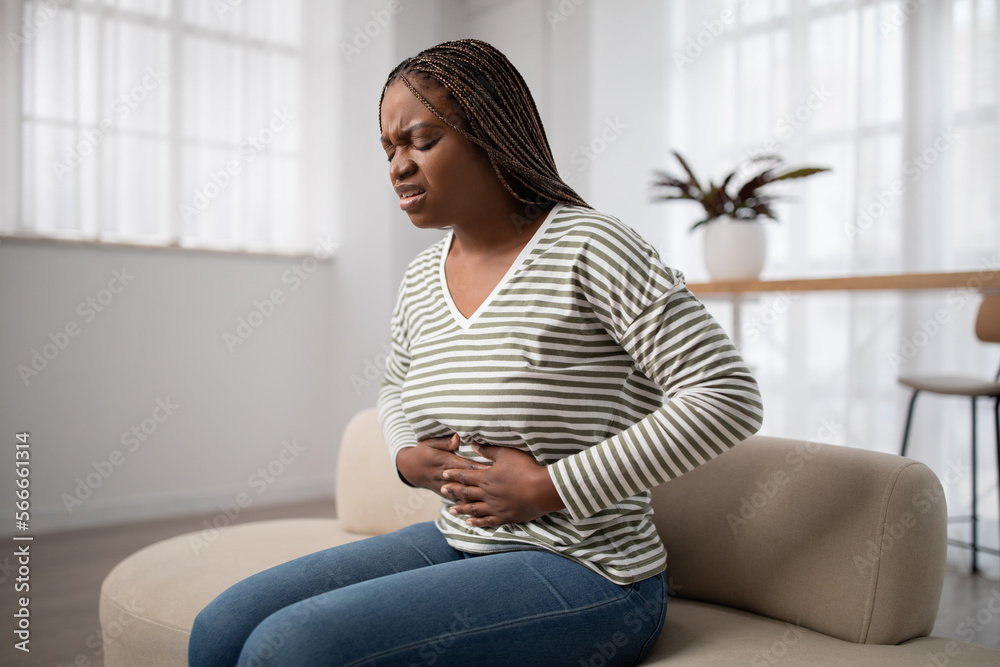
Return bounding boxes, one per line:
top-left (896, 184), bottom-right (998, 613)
top-left (4, 0), bottom-right (337, 254)
top-left (594, 0), bottom-right (998, 571)
top-left (662, 0), bottom-right (999, 571)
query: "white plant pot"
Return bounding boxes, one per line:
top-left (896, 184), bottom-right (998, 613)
top-left (702, 219), bottom-right (767, 281)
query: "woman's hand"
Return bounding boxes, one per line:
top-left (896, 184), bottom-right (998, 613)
top-left (440, 444), bottom-right (566, 528)
top-left (396, 434), bottom-right (490, 498)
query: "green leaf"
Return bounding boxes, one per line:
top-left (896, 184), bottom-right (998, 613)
top-left (770, 167), bottom-right (831, 182)
top-left (736, 169), bottom-right (776, 201)
top-left (651, 179), bottom-right (692, 192)
top-left (672, 151), bottom-right (704, 195)
top-left (689, 215), bottom-right (720, 232)
top-left (719, 171), bottom-right (737, 195)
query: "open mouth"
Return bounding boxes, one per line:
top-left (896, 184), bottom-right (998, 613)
top-left (396, 186), bottom-right (426, 211)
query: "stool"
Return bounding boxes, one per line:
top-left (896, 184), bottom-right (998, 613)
top-left (899, 293), bottom-right (1000, 572)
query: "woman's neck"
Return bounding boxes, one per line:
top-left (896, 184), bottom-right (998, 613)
top-left (447, 202), bottom-right (554, 259)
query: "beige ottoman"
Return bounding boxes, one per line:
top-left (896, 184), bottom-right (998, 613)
top-left (100, 519), bottom-right (363, 666)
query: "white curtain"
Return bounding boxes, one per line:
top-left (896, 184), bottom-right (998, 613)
top-left (4, 0), bottom-right (337, 254)
top-left (586, 0), bottom-right (999, 573)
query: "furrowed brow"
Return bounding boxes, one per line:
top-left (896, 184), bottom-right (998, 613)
top-left (380, 121), bottom-right (441, 147)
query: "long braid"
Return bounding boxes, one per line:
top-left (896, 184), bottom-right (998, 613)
top-left (379, 39), bottom-right (589, 209)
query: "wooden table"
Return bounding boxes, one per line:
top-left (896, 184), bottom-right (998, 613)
top-left (686, 270), bottom-right (1000, 348)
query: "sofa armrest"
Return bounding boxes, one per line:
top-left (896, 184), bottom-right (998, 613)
top-left (650, 435), bottom-right (947, 645)
top-left (334, 407), bottom-right (441, 535)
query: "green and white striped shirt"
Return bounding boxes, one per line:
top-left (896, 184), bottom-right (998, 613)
top-left (377, 205), bottom-right (763, 584)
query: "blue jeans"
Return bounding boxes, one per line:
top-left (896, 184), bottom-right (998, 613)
top-left (188, 521), bottom-right (667, 666)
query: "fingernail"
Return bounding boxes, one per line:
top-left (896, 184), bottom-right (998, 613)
top-left (442, 471), bottom-right (451, 480)
top-left (449, 508), bottom-right (457, 515)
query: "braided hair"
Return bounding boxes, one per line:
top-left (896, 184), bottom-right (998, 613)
top-left (379, 38), bottom-right (589, 210)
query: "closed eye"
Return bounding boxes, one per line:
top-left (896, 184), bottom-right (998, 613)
top-left (386, 137), bottom-right (439, 163)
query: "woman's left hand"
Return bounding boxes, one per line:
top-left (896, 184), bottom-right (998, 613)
top-left (440, 444), bottom-right (566, 527)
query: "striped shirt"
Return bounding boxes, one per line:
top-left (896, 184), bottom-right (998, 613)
top-left (377, 204), bottom-right (763, 585)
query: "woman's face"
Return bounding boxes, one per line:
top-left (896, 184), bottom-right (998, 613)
top-left (379, 78), bottom-right (507, 229)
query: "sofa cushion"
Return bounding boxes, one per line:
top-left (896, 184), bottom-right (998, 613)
top-left (650, 436), bottom-right (948, 645)
top-left (643, 598), bottom-right (1000, 666)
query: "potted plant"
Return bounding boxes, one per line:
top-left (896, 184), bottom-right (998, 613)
top-left (652, 151), bottom-right (830, 281)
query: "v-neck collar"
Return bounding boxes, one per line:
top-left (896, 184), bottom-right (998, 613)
top-left (440, 204), bottom-right (563, 330)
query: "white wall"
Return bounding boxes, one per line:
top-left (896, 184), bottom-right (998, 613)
top-left (0, 241), bottom-right (338, 533)
top-left (587, 0), bottom-right (671, 252)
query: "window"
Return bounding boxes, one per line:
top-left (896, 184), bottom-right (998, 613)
top-left (952, 0), bottom-right (997, 263)
top-left (4, 0), bottom-right (335, 254)
top-left (652, 0), bottom-right (1000, 568)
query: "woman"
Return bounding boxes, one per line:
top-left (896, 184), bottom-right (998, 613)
top-left (189, 39), bottom-right (762, 666)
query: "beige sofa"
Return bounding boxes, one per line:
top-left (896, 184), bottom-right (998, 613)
top-left (100, 408), bottom-right (1000, 665)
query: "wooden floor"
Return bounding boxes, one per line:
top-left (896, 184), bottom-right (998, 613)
top-left (3, 499), bottom-right (998, 666)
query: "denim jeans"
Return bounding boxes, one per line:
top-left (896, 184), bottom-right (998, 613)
top-left (188, 521), bottom-right (667, 666)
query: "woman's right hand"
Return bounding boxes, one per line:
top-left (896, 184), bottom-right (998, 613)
top-left (396, 434), bottom-right (490, 498)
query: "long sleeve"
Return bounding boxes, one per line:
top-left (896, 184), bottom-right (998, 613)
top-left (376, 279), bottom-right (420, 487)
top-left (546, 228), bottom-right (764, 522)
